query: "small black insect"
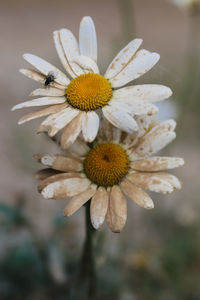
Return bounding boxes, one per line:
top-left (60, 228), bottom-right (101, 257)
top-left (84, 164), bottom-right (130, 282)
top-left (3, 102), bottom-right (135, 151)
top-left (45, 74), bottom-right (54, 86)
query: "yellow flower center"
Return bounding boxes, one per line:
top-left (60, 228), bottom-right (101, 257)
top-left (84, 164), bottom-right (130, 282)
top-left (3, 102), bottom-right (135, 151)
top-left (84, 143), bottom-right (130, 187)
top-left (66, 73), bottom-right (112, 111)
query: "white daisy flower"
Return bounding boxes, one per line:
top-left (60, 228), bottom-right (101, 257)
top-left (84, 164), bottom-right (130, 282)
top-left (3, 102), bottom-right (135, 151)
top-left (34, 117), bottom-right (184, 233)
top-left (12, 16), bottom-right (172, 148)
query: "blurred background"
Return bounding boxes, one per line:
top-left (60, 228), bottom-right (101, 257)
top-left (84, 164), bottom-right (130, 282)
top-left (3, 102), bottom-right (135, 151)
top-left (1, 0), bottom-right (200, 299)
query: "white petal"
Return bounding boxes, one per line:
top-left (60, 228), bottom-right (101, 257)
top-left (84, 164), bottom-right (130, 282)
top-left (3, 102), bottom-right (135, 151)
top-left (68, 138), bottom-right (90, 156)
top-left (109, 50), bottom-right (160, 88)
top-left (63, 186), bottom-right (96, 216)
top-left (23, 54), bottom-right (70, 86)
top-left (30, 87), bottom-right (65, 97)
top-left (18, 103), bottom-right (67, 124)
top-left (38, 107), bottom-right (79, 136)
top-left (121, 180), bottom-right (154, 209)
top-left (73, 55), bottom-right (99, 73)
top-left (79, 16), bottom-right (97, 62)
top-left (82, 111), bottom-right (99, 142)
top-left (131, 157), bottom-right (185, 172)
top-left (61, 113), bottom-right (83, 149)
top-left (103, 105), bottom-right (138, 133)
top-left (106, 186), bottom-right (127, 233)
top-left (104, 39), bottom-right (143, 79)
top-left (12, 97), bottom-right (66, 111)
top-left (90, 187), bottom-right (108, 229)
top-left (41, 177), bottom-right (90, 199)
top-left (113, 85), bottom-right (172, 104)
top-left (59, 29), bottom-right (84, 77)
top-left (20, 68), bottom-right (45, 83)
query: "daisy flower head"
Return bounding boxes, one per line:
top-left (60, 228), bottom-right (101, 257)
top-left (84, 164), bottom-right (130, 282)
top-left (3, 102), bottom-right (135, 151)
top-left (34, 117), bottom-right (184, 233)
top-left (12, 16), bottom-right (173, 149)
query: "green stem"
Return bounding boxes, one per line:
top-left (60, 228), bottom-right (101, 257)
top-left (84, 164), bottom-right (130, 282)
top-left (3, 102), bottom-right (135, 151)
top-left (79, 201), bottom-right (97, 299)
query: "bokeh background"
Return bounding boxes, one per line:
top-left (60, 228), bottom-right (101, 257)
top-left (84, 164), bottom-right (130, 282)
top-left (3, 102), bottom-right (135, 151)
top-left (1, 0), bottom-right (200, 299)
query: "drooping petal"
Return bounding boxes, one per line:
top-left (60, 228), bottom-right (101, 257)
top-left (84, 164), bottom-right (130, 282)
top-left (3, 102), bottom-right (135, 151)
top-left (30, 86), bottom-right (65, 97)
top-left (23, 54), bottom-right (70, 86)
top-left (103, 105), bottom-right (138, 133)
top-left (17, 103), bottom-right (67, 125)
top-left (90, 187), bottom-right (108, 229)
top-left (132, 120), bottom-right (176, 158)
top-left (106, 186), bottom-right (127, 233)
top-left (127, 172), bottom-right (174, 194)
top-left (34, 154), bottom-right (82, 172)
top-left (41, 177), bottom-right (90, 199)
top-left (61, 113), bottom-right (83, 149)
top-left (113, 85), bottom-right (172, 104)
top-left (38, 172), bottom-right (82, 193)
top-left (34, 168), bottom-right (60, 180)
top-left (12, 97), bottom-right (66, 111)
top-left (104, 39), bottom-right (143, 79)
top-left (131, 157), bottom-right (184, 172)
top-left (79, 16), bottom-right (97, 62)
top-left (68, 138), bottom-right (90, 157)
top-left (82, 111), bottom-right (99, 142)
top-left (121, 179), bottom-right (154, 209)
top-left (38, 107), bottom-right (79, 136)
top-left (63, 185), bottom-right (97, 216)
top-left (109, 50), bottom-right (160, 88)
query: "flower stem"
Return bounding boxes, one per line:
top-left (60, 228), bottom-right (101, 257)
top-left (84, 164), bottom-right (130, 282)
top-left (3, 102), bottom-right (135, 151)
top-left (79, 200), bottom-right (97, 299)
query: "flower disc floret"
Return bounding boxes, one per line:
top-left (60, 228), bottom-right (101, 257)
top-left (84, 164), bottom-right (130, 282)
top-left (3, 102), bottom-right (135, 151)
top-left (66, 73), bottom-right (112, 111)
top-left (84, 143), bottom-right (130, 187)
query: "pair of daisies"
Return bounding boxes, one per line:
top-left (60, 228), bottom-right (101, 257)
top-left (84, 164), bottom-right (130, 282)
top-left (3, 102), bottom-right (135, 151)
top-left (13, 16), bottom-right (184, 232)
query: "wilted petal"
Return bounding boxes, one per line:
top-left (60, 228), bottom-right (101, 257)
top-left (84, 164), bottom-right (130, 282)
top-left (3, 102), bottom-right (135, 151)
top-left (79, 16), bottom-right (97, 62)
top-left (68, 138), bottom-right (90, 157)
top-left (109, 50), bottom-right (160, 88)
top-left (90, 187), bottom-right (108, 229)
top-left (30, 87), bottom-right (65, 97)
top-left (63, 185), bottom-right (96, 216)
top-left (61, 113), bottom-right (83, 149)
top-left (121, 179), bottom-right (154, 209)
top-left (38, 107), bottom-right (79, 136)
top-left (131, 157), bottom-right (184, 172)
top-left (103, 105), bottom-right (138, 133)
top-left (34, 168), bottom-right (60, 180)
top-left (12, 97), bottom-right (66, 111)
top-left (106, 186), bottom-right (127, 233)
top-left (20, 68), bottom-right (45, 83)
top-left (18, 103), bottom-right (67, 125)
top-left (104, 39), bottom-right (143, 79)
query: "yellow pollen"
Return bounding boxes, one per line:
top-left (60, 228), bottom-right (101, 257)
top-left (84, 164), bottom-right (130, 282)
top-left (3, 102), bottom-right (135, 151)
top-left (84, 143), bottom-right (130, 187)
top-left (66, 73), bottom-right (112, 111)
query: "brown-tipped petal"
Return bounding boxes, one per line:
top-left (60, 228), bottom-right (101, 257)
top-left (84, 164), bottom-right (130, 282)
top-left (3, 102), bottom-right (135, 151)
top-left (127, 172), bottom-right (174, 194)
top-left (38, 172), bottom-right (82, 193)
top-left (61, 113), bottom-right (83, 149)
top-left (106, 186), bottom-right (127, 233)
top-left (90, 187), bottom-right (108, 229)
top-left (131, 157), bottom-right (184, 172)
top-left (30, 86), bottom-right (65, 97)
top-left (34, 168), bottom-right (60, 180)
top-left (41, 177), bottom-right (90, 200)
top-left (133, 120), bottom-right (176, 158)
top-left (20, 68), bottom-right (45, 83)
top-left (38, 154), bottom-right (82, 172)
top-left (18, 103), bottom-right (67, 125)
top-left (121, 180), bottom-right (154, 209)
top-left (156, 173), bottom-right (182, 190)
top-left (38, 107), bottom-right (79, 137)
top-left (63, 185), bottom-right (96, 217)
top-left (68, 138), bottom-right (90, 157)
